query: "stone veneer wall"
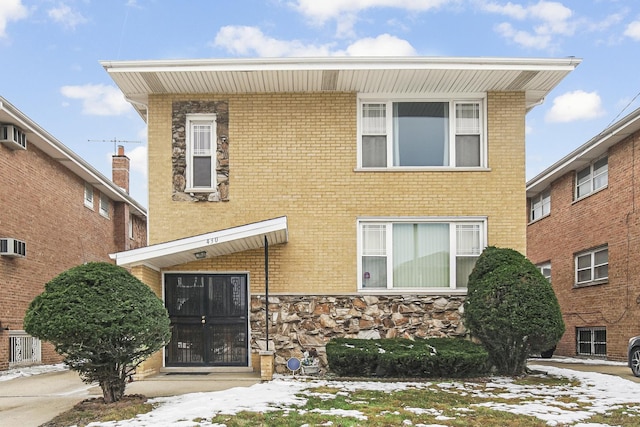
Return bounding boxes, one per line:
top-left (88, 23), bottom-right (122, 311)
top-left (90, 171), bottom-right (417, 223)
top-left (172, 101), bottom-right (229, 202)
top-left (250, 294), bottom-right (467, 374)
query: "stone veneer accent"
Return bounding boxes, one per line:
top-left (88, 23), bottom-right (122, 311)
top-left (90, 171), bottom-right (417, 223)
top-left (172, 101), bottom-right (229, 202)
top-left (250, 294), bottom-right (467, 374)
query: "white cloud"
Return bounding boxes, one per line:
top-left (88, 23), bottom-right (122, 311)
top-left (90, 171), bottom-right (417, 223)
top-left (495, 22), bottom-right (551, 49)
top-left (292, 0), bottom-right (449, 36)
top-left (0, 0), bottom-right (28, 38)
top-left (482, 1), bottom-right (575, 50)
top-left (545, 90), bottom-right (605, 123)
top-left (343, 34), bottom-right (417, 56)
top-left (293, 0), bottom-right (449, 23)
top-left (624, 20), bottom-right (640, 41)
top-left (48, 4), bottom-right (87, 30)
top-left (60, 84), bottom-right (132, 116)
top-left (214, 26), bottom-right (334, 57)
top-left (213, 26), bottom-right (416, 57)
top-left (127, 144), bottom-right (148, 177)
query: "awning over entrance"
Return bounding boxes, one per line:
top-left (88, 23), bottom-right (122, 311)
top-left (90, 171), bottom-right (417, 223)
top-left (110, 216), bottom-right (288, 269)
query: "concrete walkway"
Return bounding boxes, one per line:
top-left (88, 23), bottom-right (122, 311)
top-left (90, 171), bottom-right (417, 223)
top-left (0, 369), bottom-right (261, 427)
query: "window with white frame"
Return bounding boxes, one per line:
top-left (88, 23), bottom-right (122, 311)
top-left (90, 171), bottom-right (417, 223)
top-left (84, 183), bottom-right (94, 209)
top-left (576, 156), bottom-right (608, 199)
top-left (99, 193), bottom-right (110, 218)
top-left (575, 246), bottom-right (608, 285)
top-left (530, 189), bottom-right (550, 221)
top-left (128, 214), bottom-right (134, 239)
top-left (576, 327), bottom-right (606, 356)
top-left (537, 261), bottom-right (551, 282)
top-left (359, 218), bottom-right (485, 290)
top-left (186, 114), bottom-right (217, 190)
top-left (359, 98), bottom-right (484, 169)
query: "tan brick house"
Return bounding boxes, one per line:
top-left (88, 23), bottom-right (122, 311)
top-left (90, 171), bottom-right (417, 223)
top-left (0, 97), bottom-right (147, 370)
top-left (105, 56), bottom-right (579, 376)
top-left (527, 106), bottom-right (640, 362)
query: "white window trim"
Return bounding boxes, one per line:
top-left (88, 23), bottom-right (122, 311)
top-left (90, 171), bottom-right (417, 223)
top-left (537, 261), bottom-right (551, 282)
top-left (84, 183), bottom-right (94, 209)
top-left (357, 216), bottom-right (487, 293)
top-left (575, 246), bottom-right (608, 286)
top-left (530, 188), bottom-right (550, 222)
top-left (99, 193), bottom-right (110, 219)
top-left (575, 156), bottom-right (608, 200)
top-left (128, 215), bottom-right (134, 239)
top-left (185, 113), bottom-right (217, 192)
top-left (356, 94), bottom-right (487, 170)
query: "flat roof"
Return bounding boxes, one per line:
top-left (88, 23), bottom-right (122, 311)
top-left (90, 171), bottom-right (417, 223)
top-left (102, 56), bottom-right (581, 119)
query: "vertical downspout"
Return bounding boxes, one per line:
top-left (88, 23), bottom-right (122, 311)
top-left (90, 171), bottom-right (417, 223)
top-left (264, 235), bottom-right (270, 350)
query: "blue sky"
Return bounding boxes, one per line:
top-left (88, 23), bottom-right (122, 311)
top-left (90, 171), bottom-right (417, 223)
top-left (2, 0), bottom-right (640, 207)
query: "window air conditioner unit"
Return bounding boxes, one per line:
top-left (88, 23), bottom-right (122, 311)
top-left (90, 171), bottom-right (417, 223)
top-left (0, 124), bottom-right (27, 150)
top-left (0, 238), bottom-right (26, 257)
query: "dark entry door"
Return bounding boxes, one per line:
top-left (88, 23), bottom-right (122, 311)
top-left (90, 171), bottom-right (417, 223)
top-left (164, 274), bottom-right (248, 366)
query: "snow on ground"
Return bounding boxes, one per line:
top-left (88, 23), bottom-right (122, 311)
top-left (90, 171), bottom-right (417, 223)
top-left (0, 363), bottom-right (67, 381)
top-left (2, 359), bottom-right (638, 426)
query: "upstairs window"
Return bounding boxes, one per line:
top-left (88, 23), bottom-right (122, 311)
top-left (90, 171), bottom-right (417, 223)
top-left (359, 99), bottom-right (484, 169)
top-left (99, 193), bottom-right (110, 218)
top-left (576, 156), bottom-right (608, 199)
top-left (575, 246), bottom-right (608, 285)
top-left (84, 183), bottom-right (94, 209)
top-left (530, 189), bottom-right (550, 221)
top-left (359, 218), bottom-right (485, 290)
top-left (186, 114), bottom-right (217, 191)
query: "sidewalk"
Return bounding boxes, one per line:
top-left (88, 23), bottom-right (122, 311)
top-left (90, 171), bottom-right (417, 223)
top-left (0, 368), bottom-right (260, 427)
top-left (528, 357), bottom-right (639, 383)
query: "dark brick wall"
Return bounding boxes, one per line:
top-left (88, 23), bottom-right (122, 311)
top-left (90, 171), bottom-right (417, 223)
top-left (0, 140), bottom-right (146, 369)
top-left (527, 131), bottom-right (640, 361)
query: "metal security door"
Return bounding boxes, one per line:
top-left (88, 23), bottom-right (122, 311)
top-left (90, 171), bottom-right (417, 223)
top-left (165, 274), bottom-right (248, 366)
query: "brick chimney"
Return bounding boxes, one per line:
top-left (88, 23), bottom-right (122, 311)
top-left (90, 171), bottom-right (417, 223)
top-left (112, 145), bottom-right (130, 193)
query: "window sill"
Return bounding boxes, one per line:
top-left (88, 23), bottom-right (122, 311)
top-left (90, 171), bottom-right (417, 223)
top-left (99, 212), bottom-right (110, 220)
top-left (528, 213), bottom-right (550, 225)
top-left (354, 167), bottom-right (491, 173)
top-left (84, 202), bottom-right (94, 210)
top-left (574, 279), bottom-right (608, 288)
top-left (358, 288), bottom-right (468, 295)
top-left (573, 185), bottom-right (608, 204)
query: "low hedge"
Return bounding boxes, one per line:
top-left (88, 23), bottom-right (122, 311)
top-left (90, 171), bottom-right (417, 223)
top-left (326, 337), bottom-right (489, 378)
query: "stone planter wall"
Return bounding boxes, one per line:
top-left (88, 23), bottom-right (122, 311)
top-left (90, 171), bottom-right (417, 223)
top-left (250, 294), bottom-right (468, 374)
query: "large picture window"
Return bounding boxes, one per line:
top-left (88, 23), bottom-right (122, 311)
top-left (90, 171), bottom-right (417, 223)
top-left (186, 114), bottom-right (217, 190)
top-left (359, 218), bottom-right (485, 290)
top-left (359, 98), bottom-right (484, 168)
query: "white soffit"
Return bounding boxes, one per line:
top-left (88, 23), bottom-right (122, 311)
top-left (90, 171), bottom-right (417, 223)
top-left (110, 216), bottom-right (288, 269)
top-left (101, 56), bottom-right (581, 118)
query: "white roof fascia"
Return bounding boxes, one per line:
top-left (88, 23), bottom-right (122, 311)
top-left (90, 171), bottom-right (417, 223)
top-left (101, 56), bottom-right (581, 73)
top-left (526, 107), bottom-right (640, 196)
top-left (110, 216), bottom-right (288, 267)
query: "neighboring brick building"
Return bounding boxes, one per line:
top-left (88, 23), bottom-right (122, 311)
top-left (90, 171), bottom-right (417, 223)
top-left (527, 107), bottom-right (640, 361)
top-left (104, 57), bottom-right (579, 377)
top-left (0, 97), bottom-right (147, 370)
